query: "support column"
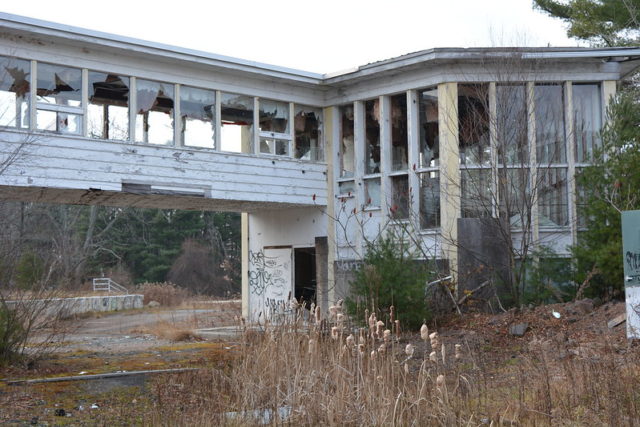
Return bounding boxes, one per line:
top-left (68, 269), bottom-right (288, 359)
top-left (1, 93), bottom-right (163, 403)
top-left (241, 212), bottom-right (249, 319)
top-left (407, 90), bottom-right (420, 226)
top-left (326, 106), bottom-right (338, 308)
top-left (379, 95), bottom-right (392, 214)
top-left (438, 82), bottom-right (460, 281)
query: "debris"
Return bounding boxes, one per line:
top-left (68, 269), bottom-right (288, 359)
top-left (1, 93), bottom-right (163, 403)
top-left (552, 310), bottom-right (561, 319)
top-left (91, 404), bottom-right (99, 409)
top-left (54, 409), bottom-right (66, 417)
top-left (78, 371), bottom-right (87, 375)
top-left (509, 323), bottom-right (529, 336)
top-left (147, 301), bottom-right (160, 308)
top-left (608, 313), bottom-right (626, 329)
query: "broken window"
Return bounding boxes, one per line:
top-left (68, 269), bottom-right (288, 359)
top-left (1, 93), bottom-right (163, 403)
top-left (364, 178), bottom-right (381, 209)
top-left (499, 167), bottom-right (530, 227)
top-left (419, 171), bottom-right (440, 228)
top-left (391, 94), bottom-right (408, 171)
top-left (88, 72), bottom-right (129, 141)
top-left (391, 175), bottom-right (409, 219)
top-left (294, 105), bottom-right (323, 161)
top-left (0, 55), bottom-right (29, 128)
top-left (419, 88), bottom-right (439, 169)
top-left (339, 105), bottom-right (354, 178)
top-left (573, 84), bottom-right (601, 163)
top-left (135, 79), bottom-right (174, 145)
top-left (535, 84), bottom-right (566, 164)
top-left (338, 180), bottom-right (356, 196)
top-left (36, 62), bottom-right (82, 134)
top-left (365, 99), bottom-right (380, 174)
top-left (180, 85), bottom-right (215, 148)
top-left (221, 93), bottom-right (253, 153)
top-left (461, 168), bottom-right (492, 219)
top-left (459, 84), bottom-right (490, 166)
top-left (538, 167), bottom-right (568, 227)
top-left (496, 85), bottom-right (528, 165)
top-left (259, 99), bottom-right (290, 156)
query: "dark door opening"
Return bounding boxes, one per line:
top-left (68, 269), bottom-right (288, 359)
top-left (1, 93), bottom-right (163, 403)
top-left (294, 247), bottom-right (316, 308)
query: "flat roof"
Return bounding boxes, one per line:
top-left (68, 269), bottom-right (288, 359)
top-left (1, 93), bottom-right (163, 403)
top-left (2, 12), bottom-right (640, 83)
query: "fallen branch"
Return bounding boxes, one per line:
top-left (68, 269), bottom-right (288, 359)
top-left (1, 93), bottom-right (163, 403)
top-left (6, 367), bottom-right (199, 385)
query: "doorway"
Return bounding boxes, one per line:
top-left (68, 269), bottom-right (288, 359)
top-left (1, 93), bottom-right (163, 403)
top-left (294, 247), bottom-right (316, 308)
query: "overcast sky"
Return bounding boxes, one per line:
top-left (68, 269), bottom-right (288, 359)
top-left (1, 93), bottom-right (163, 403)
top-left (1, 0), bottom-right (578, 74)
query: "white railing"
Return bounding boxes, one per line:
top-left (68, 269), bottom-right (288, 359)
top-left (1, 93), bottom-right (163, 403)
top-left (92, 278), bottom-right (128, 294)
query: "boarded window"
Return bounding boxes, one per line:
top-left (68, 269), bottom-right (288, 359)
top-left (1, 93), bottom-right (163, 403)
top-left (88, 72), bottom-right (129, 141)
top-left (135, 79), bottom-right (174, 145)
top-left (221, 93), bottom-right (253, 153)
top-left (0, 55), bottom-right (29, 128)
top-left (180, 86), bottom-right (215, 148)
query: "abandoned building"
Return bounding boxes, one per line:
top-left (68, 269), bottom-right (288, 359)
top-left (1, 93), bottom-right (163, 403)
top-left (1, 13), bottom-right (639, 321)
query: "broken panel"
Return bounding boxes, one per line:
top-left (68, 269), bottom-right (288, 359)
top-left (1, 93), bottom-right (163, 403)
top-left (221, 93), bottom-right (253, 153)
top-left (338, 180), bottom-right (356, 196)
top-left (259, 99), bottom-right (290, 156)
top-left (391, 94), bottom-right (408, 171)
top-left (418, 88), bottom-right (439, 169)
top-left (135, 79), bottom-right (174, 145)
top-left (419, 171), bottom-right (440, 228)
top-left (294, 105), bottom-right (323, 161)
top-left (538, 167), bottom-right (568, 227)
top-left (391, 174), bottom-right (409, 219)
top-left (365, 99), bottom-right (380, 174)
top-left (180, 85), bottom-right (215, 148)
top-left (535, 84), bottom-right (566, 164)
top-left (340, 105), bottom-right (354, 178)
top-left (573, 83), bottom-right (601, 163)
top-left (496, 85), bottom-right (528, 165)
top-left (459, 84), bottom-right (490, 166)
top-left (364, 178), bottom-right (381, 209)
top-left (0, 55), bottom-right (29, 128)
top-left (36, 62), bottom-right (82, 134)
top-left (88, 72), bottom-right (129, 141)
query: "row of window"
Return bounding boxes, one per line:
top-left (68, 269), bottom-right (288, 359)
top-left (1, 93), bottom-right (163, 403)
top-left (0, 56), bottom-right (324, 161)
top-left (335, 82), bottom-right (602, 231)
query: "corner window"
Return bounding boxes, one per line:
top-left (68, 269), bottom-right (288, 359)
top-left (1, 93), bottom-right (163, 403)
top-left (135, 79), bottom-right (174, 145)
top-left (36, 63), bottom-right (82, 134)
top-left (180, 86), bottom-right (215, 148)
top-left (221, 93), bottom-right (253, 153)
top-left (294, 105), bottom-right (323, 161)
top-left (88, 72), bottom-right (129, 141)
top-left (0, 55), bottom-right (30, 128)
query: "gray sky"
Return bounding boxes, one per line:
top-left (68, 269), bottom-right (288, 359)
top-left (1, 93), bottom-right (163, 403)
top-left (1, 0), bottom-right (577, 73)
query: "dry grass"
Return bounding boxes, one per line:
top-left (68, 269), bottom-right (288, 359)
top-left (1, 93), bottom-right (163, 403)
top-left (131, 320), bottom-right (201, 342)
top-left (137, 282), bottom-right (190, 307)
top-left (135, 307), bottom-right (640, 426)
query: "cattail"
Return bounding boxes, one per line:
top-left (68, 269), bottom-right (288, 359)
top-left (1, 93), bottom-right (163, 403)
top-left (368, 313), bottom-right (377, 332)
top-left (383, 329), bottom-right (391, 343)
top-left (404, 363), bottom-right (409, 375)
top-left (429, 351), bottom-right (437, 362)
top-left (371, 350), bottom-right (377, 359)
top-left (420, 323), bottom-right (429, 341)
top-left (308, 339), bottom-right (316, 354)
top-left (336, 299), bottom-right (344, 314)
top-left (331, 326), bottom-right (339, 340)
top-left (315, 306), bottom-right (321, 324)
top-left (289, 298), bottom-right (299, 310)
top-left (455, 344), bottom-right (463, 360)
top-left (359, 331), bottom-right (366, 346)
top-left (441, 343), bottom-right (446, 364)
top-left (378, 343), bottom-right (386, 354)
top-left (436, 374), bottom-right (445, 391)
top-left (395, 319), bottom-right (400, 336)
top-left (390, 305), bottom-right (395, 325)
top-left (336, 313), bottom-right (344, 329)
top-left (376, 321), bottom-right (384, 339)
top-left (429, 332), bottom-right (439, 349)
top-left (405, 343), bottom-right (415, 358)
top-left (346, 334), bottom-right (355, 347)
top-left (329, 305), bottom-right (338, 318)
top-left (358, 343), bottom-right (365, 356)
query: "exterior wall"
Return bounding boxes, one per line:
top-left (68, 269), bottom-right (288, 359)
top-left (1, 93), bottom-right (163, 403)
top-left (245, 207), bottom-right (326, 322)
top-left (6, 294), bottom-right (143, 318)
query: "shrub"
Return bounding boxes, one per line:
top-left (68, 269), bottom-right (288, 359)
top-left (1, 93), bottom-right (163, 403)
top-left (0, 303), bottom-right (26, 365)
top-left (138, 282), bottom-right (189, 307)
top-left (346, 233), bottom-right (435, 329)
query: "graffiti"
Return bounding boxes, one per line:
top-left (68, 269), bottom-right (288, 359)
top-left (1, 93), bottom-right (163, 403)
top-left (335, 259), bottom-right (362, 272)
top-left (249, 250), bottom-right (287, 296)
top-left (626, 251), bottom-right (640, 272)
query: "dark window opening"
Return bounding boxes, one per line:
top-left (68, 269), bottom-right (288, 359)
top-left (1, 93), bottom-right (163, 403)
top-left (294, 247), bottom-right (316, 309)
